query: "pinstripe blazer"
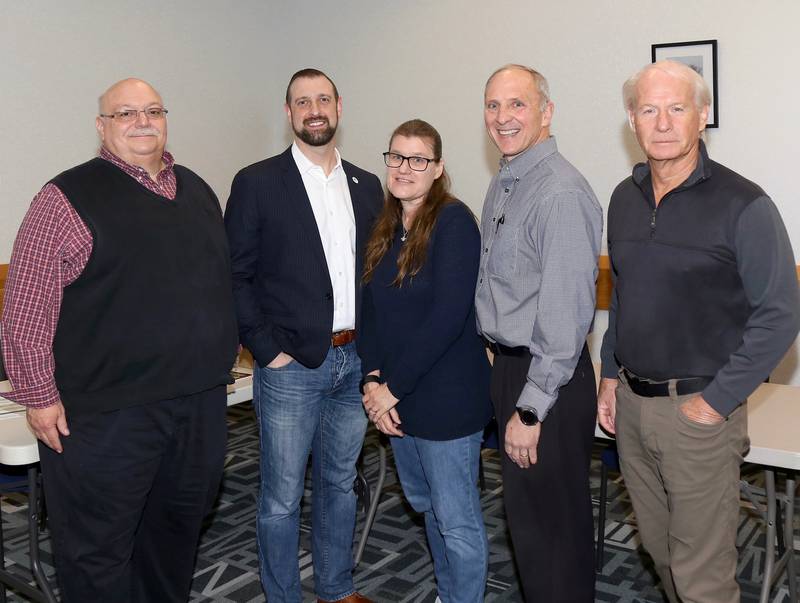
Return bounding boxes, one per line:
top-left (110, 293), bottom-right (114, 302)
top-left (225, 146), bottom-right (382, 368)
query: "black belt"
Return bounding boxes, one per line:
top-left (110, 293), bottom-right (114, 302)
top-left (622, 368), bottom-right (712, 398)
top-left (486, 340), bottom-right (530, 357)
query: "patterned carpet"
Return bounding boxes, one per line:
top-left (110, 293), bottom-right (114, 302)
top-left (0, 402), bottom-right (796, 602)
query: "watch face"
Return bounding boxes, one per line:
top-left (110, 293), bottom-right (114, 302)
top-left (518, 407), bottom-right (538, 426)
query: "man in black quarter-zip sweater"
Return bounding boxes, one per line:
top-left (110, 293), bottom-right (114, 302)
top-left (598, 60), bottom-right (799, 603)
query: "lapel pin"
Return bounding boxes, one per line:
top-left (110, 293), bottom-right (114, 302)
top-left (352, 176), bottom-right (359, 184)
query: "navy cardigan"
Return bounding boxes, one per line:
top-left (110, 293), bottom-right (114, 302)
top-left (359, 201), bottom-right (492, 440)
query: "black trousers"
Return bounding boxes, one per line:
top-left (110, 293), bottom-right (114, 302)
top-left (38, 386), bottom-right (227, 603)
top-left (491, 345), bottom-right (596, 602)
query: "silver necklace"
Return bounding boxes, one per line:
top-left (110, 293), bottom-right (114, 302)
top-left (401, 226), bottom-right (409, 242)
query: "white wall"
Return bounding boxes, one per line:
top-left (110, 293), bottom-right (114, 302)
top-left (0, 0), bottom-right (277, 258)
top-left (3, 0), bottom-right (799, 381)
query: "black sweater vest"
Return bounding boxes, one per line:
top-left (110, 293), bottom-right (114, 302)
top-left (50, 158), bottom-right (238, 415)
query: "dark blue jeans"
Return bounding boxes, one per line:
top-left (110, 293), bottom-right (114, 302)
top-left (391, 430), bottom-right (488, 602)
top-left (254, 342), bottom-right (367, 602)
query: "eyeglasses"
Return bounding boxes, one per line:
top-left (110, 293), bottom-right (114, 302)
top-left (383, 152), bottom-right (436, 172)
top-left (99, 108), bottom-right (169, 122)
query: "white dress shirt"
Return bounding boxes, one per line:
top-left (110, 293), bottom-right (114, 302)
top-left (292, 143), bottom-right (356, 332)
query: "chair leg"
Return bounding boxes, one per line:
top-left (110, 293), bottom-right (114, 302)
top-left (596, 462), bottom-right (609, 572)
top-left (354, 441), bottom-right (387, 567)
top-left (26, 466), bottom-right (57, 603)
top-left (354, 468), bottom-right (370, 515)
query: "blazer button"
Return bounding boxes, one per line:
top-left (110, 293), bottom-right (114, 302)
top-left (325, 292), bottom-right (333, 300)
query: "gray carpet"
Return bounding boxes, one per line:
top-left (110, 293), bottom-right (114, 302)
top-left (0, 402), bottom-right (795, 602)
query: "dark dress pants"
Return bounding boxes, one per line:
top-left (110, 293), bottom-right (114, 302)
top-left (38, 385), bottom-right (227, 603)
top-left (491, 345), bottom-right (596, 602)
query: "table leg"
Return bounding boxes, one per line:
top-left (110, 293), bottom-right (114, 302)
top-left (760, 469), bottom-right (777, 603)
top-left (26, 466), bottom-right (57, 603)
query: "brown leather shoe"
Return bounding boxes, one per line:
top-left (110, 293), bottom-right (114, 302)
top-left (317, 593), bottom-right (373, 603)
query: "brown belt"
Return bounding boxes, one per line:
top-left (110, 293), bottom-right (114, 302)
top-left (331, 329), bottom-right (356, 347)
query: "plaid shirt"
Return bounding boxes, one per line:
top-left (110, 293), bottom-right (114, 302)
top-left (0, 148), bottom-right (177, 408)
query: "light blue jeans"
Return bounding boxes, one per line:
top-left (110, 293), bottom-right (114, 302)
top-left (390, 430), bottom-right (488, 603)
top-left (254, 342), bottom-right (367, 602)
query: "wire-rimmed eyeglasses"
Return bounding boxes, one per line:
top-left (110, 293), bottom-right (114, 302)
top-left (99, 108), bottom-right (169, 122)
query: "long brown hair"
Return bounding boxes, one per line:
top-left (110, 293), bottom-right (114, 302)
top-left (363, 119), bottom-right (455, 286)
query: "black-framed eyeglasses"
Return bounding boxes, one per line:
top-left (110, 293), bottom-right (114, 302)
top-left (99, 108), bottom-right (169, 122)
top-left (383, 152), bottom-right (436, 172)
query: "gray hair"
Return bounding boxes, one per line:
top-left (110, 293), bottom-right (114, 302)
top-left (486, 64), bottom-right (551, 111)
top-left (622, 60), bottom-right (710, 112)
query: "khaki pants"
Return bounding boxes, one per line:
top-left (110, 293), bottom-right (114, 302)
top-left (615, 377), bottom-right (749, 603)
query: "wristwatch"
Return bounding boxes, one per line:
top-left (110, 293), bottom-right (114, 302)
top-left (359, 374), bottom-right (382, 394)
top-left (516, 406), bottom-right (539, 426)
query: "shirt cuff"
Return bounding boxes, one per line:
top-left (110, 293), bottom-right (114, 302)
top-left (517, 382), bottom-right (558, 422)
top-left (600, 359), bottom-right (620, 380)
top-left (2, 379), bottom-right (61, 409)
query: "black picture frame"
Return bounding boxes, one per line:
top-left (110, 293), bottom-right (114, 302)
top-left (652, 39), bottom-right (718, 128)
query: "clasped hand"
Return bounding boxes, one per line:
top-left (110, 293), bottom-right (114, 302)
top-left (362, 382), bottom-right (403, 437)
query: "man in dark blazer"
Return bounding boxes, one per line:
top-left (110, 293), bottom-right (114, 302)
top-left (225, 68), bottom-right (382, 603)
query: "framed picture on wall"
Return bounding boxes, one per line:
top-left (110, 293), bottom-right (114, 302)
top-left (652, 39), bottom-right (718, 128)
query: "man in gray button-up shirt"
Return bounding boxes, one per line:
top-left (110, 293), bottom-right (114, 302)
top-left (475, 64), bottom-right (602, 602)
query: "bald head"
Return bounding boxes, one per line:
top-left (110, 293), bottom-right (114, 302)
top-left (98, 78), bottom-right (163, 114)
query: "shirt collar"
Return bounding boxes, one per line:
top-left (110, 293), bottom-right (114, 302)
top-left (632, 139), bottom-right (712, 189)
top-left (291, 142), bottom-right (342, 176)
top-left (498, 136), bottom-right (559, 179)
top-left (99, 146), bottom-right (175, 176)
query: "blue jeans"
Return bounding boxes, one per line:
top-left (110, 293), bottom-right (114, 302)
top-left (254, 342), bottom-right (367, 602)
top-left (390, 430), bottom-right (488, 603)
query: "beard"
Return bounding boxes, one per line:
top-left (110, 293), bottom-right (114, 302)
top-left (294, 116), bottom-right (337, 146)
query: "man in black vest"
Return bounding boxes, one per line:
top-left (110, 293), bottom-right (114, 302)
top-left (0, 78), bottom-right (238, 602)
top-left (598, 61), bottom-right (799, 602)
top-left (225, 69), bottom-right (382, 603)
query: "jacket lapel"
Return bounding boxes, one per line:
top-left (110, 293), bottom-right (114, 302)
top-left (279, 147), bottom-right (329, 271)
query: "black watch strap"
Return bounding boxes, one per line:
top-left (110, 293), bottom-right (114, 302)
top-left (359, 374), bottom-right (382, 394)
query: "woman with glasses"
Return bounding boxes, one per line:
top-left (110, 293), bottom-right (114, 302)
top-left (360, 119), bottom-right (492, 603)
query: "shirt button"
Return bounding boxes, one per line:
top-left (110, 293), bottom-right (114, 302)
top-left (484, 248), bottom-right (488, 253)
top-left (479, 278), bottom-right (483, 283)
top-left (504, 188), bottom-right (509, 193)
